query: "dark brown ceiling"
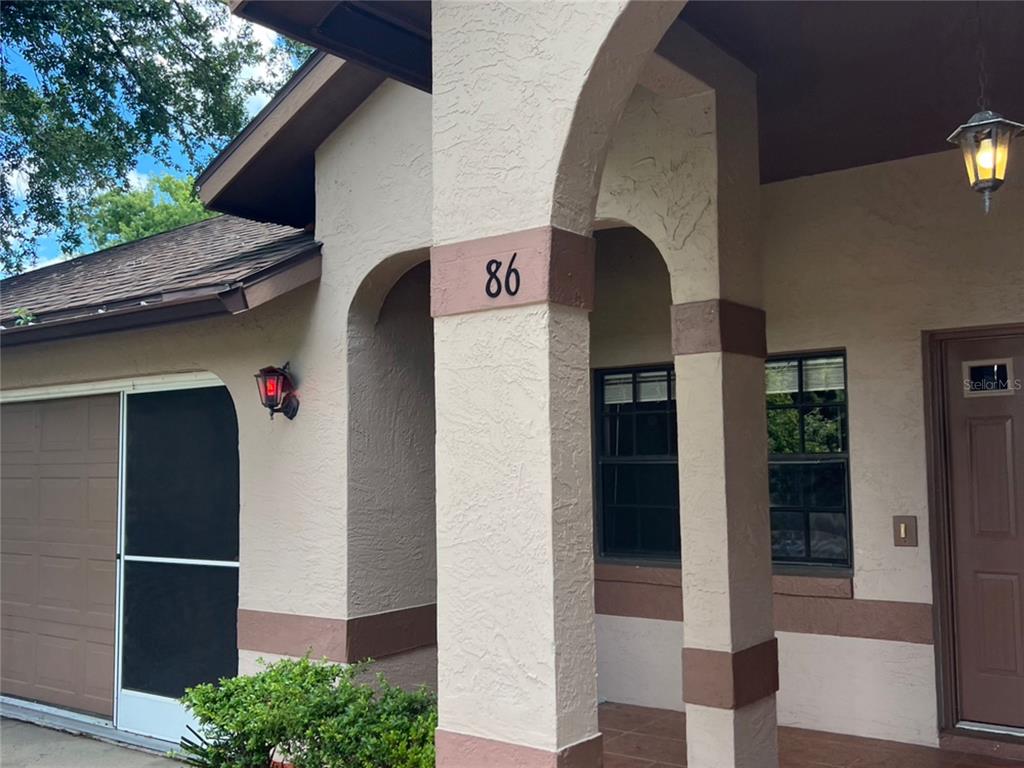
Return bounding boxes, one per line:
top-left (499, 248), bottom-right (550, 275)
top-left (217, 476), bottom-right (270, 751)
top-left (682, 1), bottom-right (1024, 182)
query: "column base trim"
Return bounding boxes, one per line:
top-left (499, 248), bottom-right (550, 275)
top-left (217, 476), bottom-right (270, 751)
top-left (435, 729), bottom-right (603, 768)
top-left (683, 637), bottom-right (779, 710)
top-left (237, 604), bottom-right (437, 663)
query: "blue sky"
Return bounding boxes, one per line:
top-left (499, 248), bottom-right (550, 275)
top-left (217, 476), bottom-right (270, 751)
top-left (6, 14), bottom-right (284, 269)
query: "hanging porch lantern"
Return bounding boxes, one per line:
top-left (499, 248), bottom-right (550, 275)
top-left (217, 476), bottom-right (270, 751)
top-left (947, 110), bottom-right (1024, 213)
top-left (255, 363), bottom-right (299, 420)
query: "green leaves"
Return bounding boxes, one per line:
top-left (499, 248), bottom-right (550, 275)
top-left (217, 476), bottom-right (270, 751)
top-left (179, 657), bottom-right (437, 768)
top-left (1, 0), bottom-right (306, 273)
top-left (84, 174), bottom-right (215, 249)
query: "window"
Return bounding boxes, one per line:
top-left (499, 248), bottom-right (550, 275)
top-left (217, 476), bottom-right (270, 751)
top-left (594, 366), bottom-right (679, 560)
top-left (766, 354), bottom-right (851, 567)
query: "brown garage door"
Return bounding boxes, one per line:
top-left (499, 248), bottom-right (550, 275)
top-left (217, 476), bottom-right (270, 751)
top-left (1, 395), bottom-right (119, 718)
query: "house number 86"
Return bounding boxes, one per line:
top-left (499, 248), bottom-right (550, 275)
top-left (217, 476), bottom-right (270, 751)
top-left (484, 252), bottom-right (520, 298)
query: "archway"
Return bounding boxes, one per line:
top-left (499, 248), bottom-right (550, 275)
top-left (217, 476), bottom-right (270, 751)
top-left (346, 253), bottom-right (436, 688)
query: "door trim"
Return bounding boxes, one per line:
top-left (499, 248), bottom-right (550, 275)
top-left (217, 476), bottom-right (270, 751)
top-left (923, 322), bottom-right (1024, 738)
top-left (0, 372), bottom-right (222, 403)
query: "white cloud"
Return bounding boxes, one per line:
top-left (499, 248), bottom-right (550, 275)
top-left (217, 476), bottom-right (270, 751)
top-left (208, 7), bottom-right (283, 118)
top-left (5, 165), bottom-right (33, 200)
top-left (126, 169), bottom-right (150, 190)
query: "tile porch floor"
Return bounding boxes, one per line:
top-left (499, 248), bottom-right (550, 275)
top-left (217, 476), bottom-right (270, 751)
top-left (600, 703), bottom-right (1022, 768)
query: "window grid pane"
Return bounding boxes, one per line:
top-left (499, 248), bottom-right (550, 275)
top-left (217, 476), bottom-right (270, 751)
top-left (766, 353), bottom-right (851, 567)
top-left (595, 367), bottom-right (679, 560)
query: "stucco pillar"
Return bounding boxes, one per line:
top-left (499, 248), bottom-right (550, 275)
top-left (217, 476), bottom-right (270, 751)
top-left (674, 301), bottom-right (779, 768)
top-left (430, 2), bottom-right (684, 763)
top-left (431, 229), bottom-right (601, 767)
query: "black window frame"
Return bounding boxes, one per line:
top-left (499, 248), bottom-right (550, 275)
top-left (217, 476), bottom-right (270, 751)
top-left (593, 364), bottom-right (680, 564)
top-left (766, 351), bottom-right (853, 572)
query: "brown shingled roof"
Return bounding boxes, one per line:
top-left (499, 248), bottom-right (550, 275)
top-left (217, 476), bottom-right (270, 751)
top-left (0, 215), bottom-right (322, 346)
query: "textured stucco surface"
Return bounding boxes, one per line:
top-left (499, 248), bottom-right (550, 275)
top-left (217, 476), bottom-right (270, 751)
top-left (314, 76), bottom-right (433, 622)
top-left (434, 303), bottom-right (597, 752)
top-left (432, 0), bottom-right (681, 244)
top-left (776, 632), bottom-right (938, 747)
top-left (675, 351), bottom-right (774, 654)
top-left (597, 24), bottom-right (761, 307)
top-left (686, 697), bottom-right (779, 768)
top-left (763, 149), bottom-right (1024, 604)
top-left (591, 227), bottom-right (673, 369)
top-left (347, 261), bottom-right (435, 616)
top-left (595, 614), bottom-right (684, 711)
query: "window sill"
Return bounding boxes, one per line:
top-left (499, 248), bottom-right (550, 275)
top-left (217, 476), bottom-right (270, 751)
top-left (594, 560), bottom-right (853, 599)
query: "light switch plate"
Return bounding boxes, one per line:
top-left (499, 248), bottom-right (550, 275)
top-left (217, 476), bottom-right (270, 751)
top-left (893, 515), bottom-right (918, 547)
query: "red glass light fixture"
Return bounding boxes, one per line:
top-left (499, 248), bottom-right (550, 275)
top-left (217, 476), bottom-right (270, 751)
top-left (255, 363), bottom-right (299, 420)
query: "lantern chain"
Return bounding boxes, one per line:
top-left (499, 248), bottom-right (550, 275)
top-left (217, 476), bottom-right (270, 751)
top-left (975, 1), bottom-right (989, 110)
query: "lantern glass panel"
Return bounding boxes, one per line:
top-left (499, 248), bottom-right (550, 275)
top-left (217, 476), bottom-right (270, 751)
top-left (961, 138), bottom-right (978, 186)
top-left (976, 131), bottom-right (995, 183)
top-left (995, 125), bottom-right (1011, 181)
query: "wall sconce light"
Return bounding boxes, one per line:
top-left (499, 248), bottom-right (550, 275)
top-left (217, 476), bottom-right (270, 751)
top-left (255, 363), bottom-right (299, 420)
top-left (948, 110), bottom-right (1023, 214)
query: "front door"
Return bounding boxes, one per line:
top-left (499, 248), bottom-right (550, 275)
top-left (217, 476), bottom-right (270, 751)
top-left (946, 331), bottom-right (1024, 730)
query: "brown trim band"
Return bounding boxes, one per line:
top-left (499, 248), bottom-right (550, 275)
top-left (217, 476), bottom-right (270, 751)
top-left (435, 730), bottom-right (603, 768)
top-left (671, 299), bottom-right (767, 358)
top-left (683, 638), bottom-right (779, 710)
top-left (237, 604), bottom-right (436, 663)
top-left (772, 575), bottom-right (853, 599)
top-left (595, 564), bottom-right (682, 622)
top-left (594, 566), bottom-right (853, 621)
top-left (592, 567), bottom-right (930, 643)
top-left (430, 226), bottom-right (595, 318)
top-left (773, 594), bottom-right (933, 645)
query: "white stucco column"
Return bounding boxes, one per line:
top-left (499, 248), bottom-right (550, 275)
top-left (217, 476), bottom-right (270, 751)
top-left (596, 22), bottom-right (779, 767)
top-left (431, 229), bottom-right (601, 767)
top-left (430, 2), bottom-right (683, 764)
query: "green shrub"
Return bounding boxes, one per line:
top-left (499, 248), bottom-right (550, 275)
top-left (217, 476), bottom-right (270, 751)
top-left (178, 657), bottom-right (436, 768)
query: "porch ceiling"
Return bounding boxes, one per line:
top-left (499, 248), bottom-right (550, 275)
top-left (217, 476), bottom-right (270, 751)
top-left (682, 0), bottom-right (1024, 182)
top-left (220, 0), bottom-right (1024, 225)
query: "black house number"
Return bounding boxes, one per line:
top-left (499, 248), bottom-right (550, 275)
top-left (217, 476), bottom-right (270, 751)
top-left (484, 252), bottom-right (521, 298)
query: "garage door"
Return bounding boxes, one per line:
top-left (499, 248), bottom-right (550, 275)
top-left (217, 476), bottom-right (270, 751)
top-left (1, 395), bottom-right (119, 718)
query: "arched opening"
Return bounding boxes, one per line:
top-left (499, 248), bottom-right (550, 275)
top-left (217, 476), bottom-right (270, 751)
top-left (588, 226), bottom-right (683, 710)
top-left (346, 254), bottom-right (436, 687)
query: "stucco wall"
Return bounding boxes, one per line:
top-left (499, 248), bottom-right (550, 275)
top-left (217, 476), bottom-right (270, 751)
top-left (347, 261), bottom-right (435, 617)
top-left (764, 148), bottom-right (1024, 604)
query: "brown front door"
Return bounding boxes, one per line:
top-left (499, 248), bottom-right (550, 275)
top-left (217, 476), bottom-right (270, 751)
top-left (1, 395), bottom-right (119, 717)
top-left (946, 332), bottom-right (1024, 728)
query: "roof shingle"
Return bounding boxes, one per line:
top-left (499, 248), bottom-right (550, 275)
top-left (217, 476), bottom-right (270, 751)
top-left (0, 215), bottom-right (318, 324)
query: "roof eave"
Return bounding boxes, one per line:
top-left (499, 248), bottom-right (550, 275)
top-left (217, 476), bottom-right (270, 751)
top-left (231, 1), bottom-right (431, 92)
top-left (0, 249), bottom-right (322, 348)
top-left (196, 51), bottom-right (384, 228)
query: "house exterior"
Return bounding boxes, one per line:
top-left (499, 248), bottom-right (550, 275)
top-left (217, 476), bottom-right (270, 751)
top-left (1, 2), bottom-right (1023, 766)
